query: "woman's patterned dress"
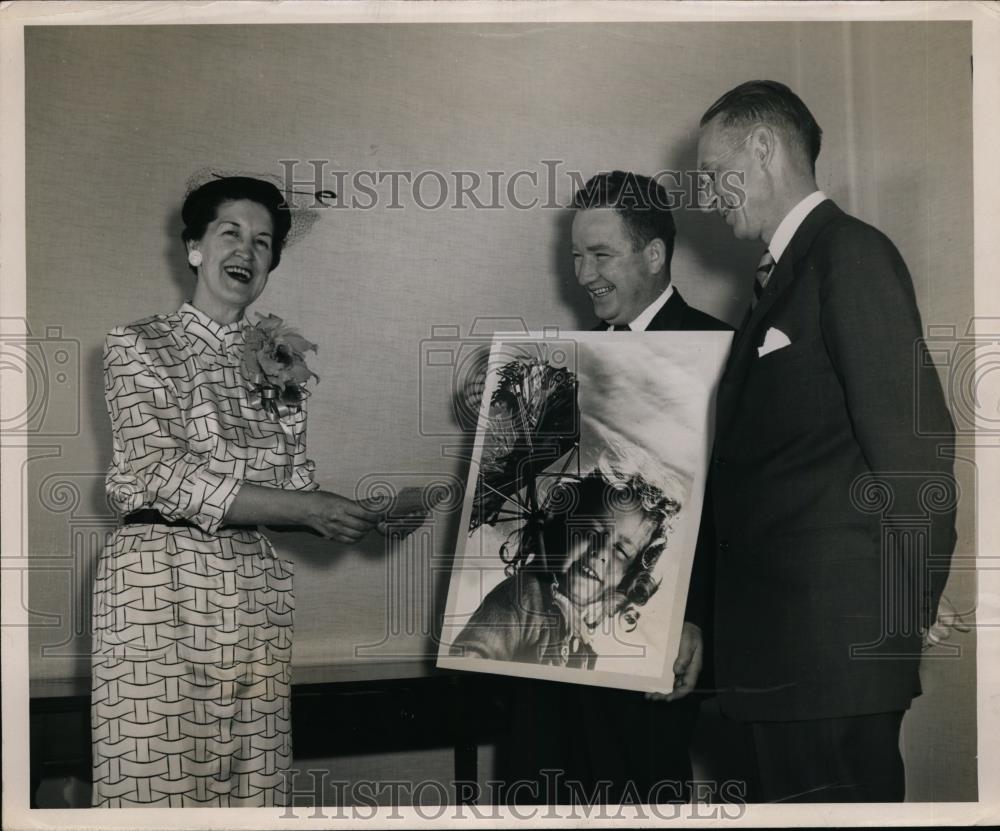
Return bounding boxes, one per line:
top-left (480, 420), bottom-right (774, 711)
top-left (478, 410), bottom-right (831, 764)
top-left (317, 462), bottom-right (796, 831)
top-left (91, 302), bottom-right (316, 807)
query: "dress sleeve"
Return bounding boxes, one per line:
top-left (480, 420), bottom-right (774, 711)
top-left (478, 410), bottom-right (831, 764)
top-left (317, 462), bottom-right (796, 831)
top-left (103, 326), bottom-right (243, 533)
top-left (280, 406), bottom-right (319, 492)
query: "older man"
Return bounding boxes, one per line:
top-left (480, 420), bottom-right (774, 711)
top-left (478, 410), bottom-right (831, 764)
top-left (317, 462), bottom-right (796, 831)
top-left (695, 80), bottom-right (956, 802)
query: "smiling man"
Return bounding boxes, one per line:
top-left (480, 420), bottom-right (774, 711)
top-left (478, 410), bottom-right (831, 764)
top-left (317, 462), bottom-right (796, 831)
top-left (695, 80), bottom-right (956, 803)
top-left (571, 171), bottom-right (729, 332)
top-left (487, 173), bottom-right (728, 807)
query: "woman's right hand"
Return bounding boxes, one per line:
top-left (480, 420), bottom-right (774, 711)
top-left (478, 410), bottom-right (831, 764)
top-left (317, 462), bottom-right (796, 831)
top-left (302, 491), bottom-right (383, 543)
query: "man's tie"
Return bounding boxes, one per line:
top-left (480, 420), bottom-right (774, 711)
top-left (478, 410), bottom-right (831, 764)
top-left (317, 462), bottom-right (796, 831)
top-left (611, 323), bottom-right (631, 331)
top-left (752, 250), bottom-right (776, 307)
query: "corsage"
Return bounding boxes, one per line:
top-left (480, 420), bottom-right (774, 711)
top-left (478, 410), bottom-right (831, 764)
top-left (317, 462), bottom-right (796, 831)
top-left (240, 312), bottom-right (319, 421)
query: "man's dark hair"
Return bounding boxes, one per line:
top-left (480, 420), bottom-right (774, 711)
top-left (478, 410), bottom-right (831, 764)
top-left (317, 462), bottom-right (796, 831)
top-left (572, 171), bottom-right (676, 267)
top-left (700, 80), bottom-right (823, 173)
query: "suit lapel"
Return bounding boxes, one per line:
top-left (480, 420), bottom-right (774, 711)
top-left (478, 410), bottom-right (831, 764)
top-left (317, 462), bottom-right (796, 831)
top-left (646, 289), bottom-right (687, 331)
top-left (716, 200), bottom-right (843, 438)
top-left (728, 249), bottom-right (795, 353)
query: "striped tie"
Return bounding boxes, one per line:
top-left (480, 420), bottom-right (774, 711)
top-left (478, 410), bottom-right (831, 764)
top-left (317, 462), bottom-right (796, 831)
top-left (753, 250), bottom-right (775, 306)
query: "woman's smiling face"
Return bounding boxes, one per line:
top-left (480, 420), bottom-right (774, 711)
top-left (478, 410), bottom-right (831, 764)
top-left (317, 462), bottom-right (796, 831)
top-left (188, 199), bottom-right (275, 322)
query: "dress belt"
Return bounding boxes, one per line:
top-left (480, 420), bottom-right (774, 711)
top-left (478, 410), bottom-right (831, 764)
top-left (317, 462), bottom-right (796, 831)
top-left (121, 509), bottom-right (256, 532)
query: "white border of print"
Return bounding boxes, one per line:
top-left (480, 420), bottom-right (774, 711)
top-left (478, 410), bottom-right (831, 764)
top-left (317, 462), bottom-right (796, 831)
top-left (437, 331), bottom-right (729, 693)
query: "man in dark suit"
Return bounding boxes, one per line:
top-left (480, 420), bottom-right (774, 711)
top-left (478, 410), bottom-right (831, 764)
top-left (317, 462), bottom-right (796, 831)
top-left (571, 170), bottom-right (730, 334)
top-left (499, 171), bottom-right (729, 805)
top-left (694, 80), bottom-right (956, 802)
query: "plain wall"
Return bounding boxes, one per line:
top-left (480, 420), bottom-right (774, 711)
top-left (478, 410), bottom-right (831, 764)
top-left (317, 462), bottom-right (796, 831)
top-left (22, 22), bottom-right (974, 800)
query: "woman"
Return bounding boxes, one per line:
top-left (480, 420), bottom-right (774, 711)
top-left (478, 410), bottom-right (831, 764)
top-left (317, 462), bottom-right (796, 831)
top-left (91, 176), bottom-right (381, 807)
top-left (450, 469), bottom-right (679, 667)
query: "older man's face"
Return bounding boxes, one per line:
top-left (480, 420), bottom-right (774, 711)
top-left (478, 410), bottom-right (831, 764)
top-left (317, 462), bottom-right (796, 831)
top-left (697, 117), bottom-right (767, 242)
top-left (572, 208), bottom-right (661, 326)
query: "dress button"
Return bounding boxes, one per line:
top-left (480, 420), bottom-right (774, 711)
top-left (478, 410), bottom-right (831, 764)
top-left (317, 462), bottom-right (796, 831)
top-left (715, 456), bottom-right (726, 468)
top-left (719, 540), bottom-right (730, 552)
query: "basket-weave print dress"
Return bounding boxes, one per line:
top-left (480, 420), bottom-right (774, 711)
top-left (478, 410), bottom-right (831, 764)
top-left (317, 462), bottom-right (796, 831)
top-left (92, 302), bottom-right (316, 807)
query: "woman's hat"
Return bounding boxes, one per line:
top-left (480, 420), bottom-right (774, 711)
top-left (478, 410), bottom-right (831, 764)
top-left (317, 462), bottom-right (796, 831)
top-left (184, 166), bottom-right (335, 247)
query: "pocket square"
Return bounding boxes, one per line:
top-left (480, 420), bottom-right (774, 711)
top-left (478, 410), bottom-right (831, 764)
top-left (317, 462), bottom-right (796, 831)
top-left (758, 326), bottom-right (792, 357)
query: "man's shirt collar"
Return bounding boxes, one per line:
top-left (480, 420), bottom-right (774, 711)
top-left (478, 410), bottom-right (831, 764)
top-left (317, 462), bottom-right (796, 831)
top-left (768, 190), bottom-right (827, 263)
top-left (614, 284), bottom-right (675, 332)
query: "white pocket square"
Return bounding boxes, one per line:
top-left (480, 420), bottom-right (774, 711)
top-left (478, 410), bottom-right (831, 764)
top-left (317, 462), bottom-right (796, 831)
top-left (757, 326), bottom-right (792, 357)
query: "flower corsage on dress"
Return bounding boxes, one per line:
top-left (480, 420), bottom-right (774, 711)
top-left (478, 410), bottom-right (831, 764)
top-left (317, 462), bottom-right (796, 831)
top-left (241, 312), bottom-right (319, 421)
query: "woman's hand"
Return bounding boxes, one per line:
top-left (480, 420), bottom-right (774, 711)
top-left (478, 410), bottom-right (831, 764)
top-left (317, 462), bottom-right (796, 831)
top-left (360, 486), bottom-right (434, 537)
top-left (301, 491), bottom-right (383, 543)
top-left (225, 484), bottom-right (382, 542)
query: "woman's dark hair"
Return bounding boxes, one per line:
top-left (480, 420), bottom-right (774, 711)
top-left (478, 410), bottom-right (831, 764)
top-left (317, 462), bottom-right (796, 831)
top-left (181, 176), bottom-right (292, 273)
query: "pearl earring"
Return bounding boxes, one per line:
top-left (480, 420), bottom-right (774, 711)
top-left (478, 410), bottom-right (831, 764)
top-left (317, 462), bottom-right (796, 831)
top-left (188, 250), bottom-right (203, 267)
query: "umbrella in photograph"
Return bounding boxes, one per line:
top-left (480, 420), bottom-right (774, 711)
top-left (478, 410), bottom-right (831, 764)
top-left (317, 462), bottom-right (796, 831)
top-left (469, 359), bottom-right (579, 534)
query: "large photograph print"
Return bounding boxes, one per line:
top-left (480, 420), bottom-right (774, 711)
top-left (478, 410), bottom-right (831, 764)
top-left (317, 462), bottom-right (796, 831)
top-left (438, 331), bottom-right (732, 692)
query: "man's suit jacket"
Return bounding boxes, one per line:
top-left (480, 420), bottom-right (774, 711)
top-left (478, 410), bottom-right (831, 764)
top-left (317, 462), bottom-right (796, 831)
top-left (705, 199), bottom-right (956, 722)
top-left (594, 287), bottom-right (732, 333)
